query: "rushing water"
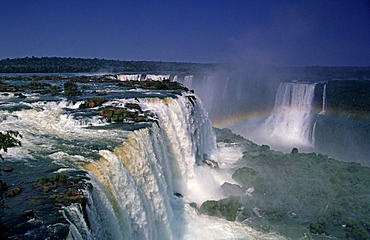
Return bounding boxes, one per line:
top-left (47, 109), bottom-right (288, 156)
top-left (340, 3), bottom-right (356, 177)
top-left (0, 79), bottom-right (284, 239)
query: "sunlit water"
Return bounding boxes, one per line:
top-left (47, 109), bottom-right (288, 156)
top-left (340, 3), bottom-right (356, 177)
top-left (0, 80), bottom-right (285, 239)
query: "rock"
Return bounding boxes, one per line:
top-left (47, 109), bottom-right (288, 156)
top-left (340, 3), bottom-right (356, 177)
top-left (232, 167), bottom-right (258, 188)
top-left (203, 159), bottom-right (219, 168)
top-left (261, 144), bottom-right (270, 151)
top-left (2, 166), bottom-right (14, 172)
top-left (99, 107), bottom-right (127, 122)
top-left (189, 202), bottom-right (197, 208)
top-left (52, 189), bottom-right (85, 204)
top-left (309, 222), bottom-right (326, 235)
top-left (79, 97), bottom-right (107, 108)
top-left (202, 153), bottom-right (219, 168)
top-left (125, 103), bottom-right (142, 111)
top-left (7, 187), bottom-right (22, 197)
top-left (221, 182), bottom-right (245, 196)
top-left (200, 196), bottom-right (240, 221)
top-left (24, 209), bottom-right (36, 219)
top-left (174, 192), bottom-right (183, 198)
top-left (291, 147), bottom-right (299, 154)
top-left (0, 180), bottom-right (7, 190)
top-left (14, 93), bottom-right (27, 98)
top-left (64, 81), bottom-right (81, 96)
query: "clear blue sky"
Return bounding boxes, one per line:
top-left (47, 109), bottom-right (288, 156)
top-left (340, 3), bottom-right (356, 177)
top-left (1, 0), bottom-right (369, 66)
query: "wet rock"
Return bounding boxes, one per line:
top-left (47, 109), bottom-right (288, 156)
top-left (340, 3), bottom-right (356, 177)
top-left (64, 81), bottom-right (81, 96)
top-left (221, 182), bottom-right (245, 196)
top-left (202, 153), bottom-right (219, 168)
top-left (2, 166), bottom-right (14, 172)
top-left (0, 180), bottom-right (7, 190)
top-left (174, 192), bottom-right (183, 198)
top-left (79, 97), bottom-right (107, 108)
top-left (24, 209), bottom-right (36, 219)
top-left (99, 106), bottom-right (127, 122)
top-left (189, 202), bottom-right (197, 208)
top-left (14, 93), bottom-right (27, 98)
top-left (291, 147), bottom-right (299, 154)
top-left (7, 187), bottom-right (22, 197)
top-left (51, 189), bottom-right (85, 204)
top-left (200, 196), bottom-right (240, 221)
top-left (203, 159), bottom-right (219, 168)
top-left (125, 103), bottom-right (142, 111)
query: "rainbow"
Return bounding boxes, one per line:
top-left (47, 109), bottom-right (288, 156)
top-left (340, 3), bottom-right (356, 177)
top-left (211, 110), bottom-right (272, 128)
top-left (211, 109), bottom-right (370, 129)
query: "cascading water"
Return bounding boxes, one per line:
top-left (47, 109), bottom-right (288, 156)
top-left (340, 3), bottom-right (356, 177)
top-left (183, 75), bottom-right (194, 89)
top-left (73, 95), bottom-right (215, 239)
top-left (1, 79), bottom-right (285, 240)
top-left (320, 84), bottom-right (327, 114)
top-left (65, 94), bottom-right (283, 240)
top-left (258, 82), bottom-right (316, 148)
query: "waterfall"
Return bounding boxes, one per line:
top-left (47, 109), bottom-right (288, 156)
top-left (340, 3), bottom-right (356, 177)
top-left (69, 94), bottom-right (217, 239)
top-left (320, 84), bottom-right (327, 114)
top-left (260, 82), bottom-right (316, 147)
top-left (183, 75), bottom-right (194, 89)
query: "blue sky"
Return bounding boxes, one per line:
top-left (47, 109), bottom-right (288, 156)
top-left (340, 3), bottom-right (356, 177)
top-left (1, 0), bottom-right (369, 66)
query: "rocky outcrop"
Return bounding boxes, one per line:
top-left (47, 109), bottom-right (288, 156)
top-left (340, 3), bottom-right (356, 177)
top-left (34, 173), bottom-right (88, 204)
top-left (79, 97), bottom-right (107, 108)
top-left (7, 187), bottom-right (22, 197)
top-left (98, 104), bottom-right (157, 124)
top-left (220, 182), bottom-right (245, 196)
top-left (200, 196), bottom-right (240, 221)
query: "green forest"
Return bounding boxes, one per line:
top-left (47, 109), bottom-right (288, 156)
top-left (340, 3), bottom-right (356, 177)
top-left (0, 57), bottom-right (217, 73)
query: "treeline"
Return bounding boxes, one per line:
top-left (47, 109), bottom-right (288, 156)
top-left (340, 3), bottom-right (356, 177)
top-left (0, 57), bottom-right (218, 73)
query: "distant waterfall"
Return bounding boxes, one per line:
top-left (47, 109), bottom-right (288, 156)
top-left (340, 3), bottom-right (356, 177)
top-left (68, 94), bottom-right (216, 239)
top-left (183, 75), bottom-right (194, 89)
top-left (320, 84), bottom-right (327, 114)
top-left (260, 82), bottom-right (317, 147)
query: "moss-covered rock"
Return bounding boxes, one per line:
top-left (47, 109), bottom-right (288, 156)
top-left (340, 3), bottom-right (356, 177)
top-left (79, 97), bottom-right (107, 108)
top-left (200, 196), bottom-right (240, 221)
top-left (232, 167), bottom-right (258, 188)
top-left (99, 106), bottom-right (127, 122)
top-left (308, 222), bottom-right (326, 235)
top-left (64, 80), bottom-right (81, 96)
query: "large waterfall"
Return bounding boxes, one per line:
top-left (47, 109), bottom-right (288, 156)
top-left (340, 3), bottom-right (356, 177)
top-left (258, 82), bottom-right (317, 148)
top-left (0, 78), bottom-right (287, 239)
top-left (62, 94), bottom-right (279, 239)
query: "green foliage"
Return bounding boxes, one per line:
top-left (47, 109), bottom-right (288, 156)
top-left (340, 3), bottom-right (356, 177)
top-left (64, 81), bottom-right (80, 96)
top-left (99, 106), bottom-right (127, 122)
top-left (309, 222), bottom-right (326, 235)
top-left (200, 196), bottom-right (240, 221)
top-left (36, 173), bottom-right (68, 184)
top-left (345, 220), bottom-right (369, 240)
top-left (214, 127), bottom-right (370, 239)
top-left (0, 57), bottom-right (217, 73)
top-left (0, 130), bottom-right (22, 160)
top-left (123, 80), bottom-right (189, 91)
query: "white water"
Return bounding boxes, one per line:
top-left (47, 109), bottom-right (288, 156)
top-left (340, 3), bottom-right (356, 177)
top-left (257, 82), bottom-right (316, 148)
top-left (183, 75), bottom-right (194, 89)
top-left (320, 84), bottom-right (327, 114)
top-left (0, 91), bottom-right (284, 239)
top-left (67, 94), bottom-right (284, 239)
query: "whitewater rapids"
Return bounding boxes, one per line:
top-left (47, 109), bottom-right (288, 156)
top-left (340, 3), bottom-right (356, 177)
top-left (0, 87), bottom-right (285, 239)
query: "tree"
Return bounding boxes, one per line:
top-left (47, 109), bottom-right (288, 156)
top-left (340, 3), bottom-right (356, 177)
top-left (0, 130), bottom-right (22, 160)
